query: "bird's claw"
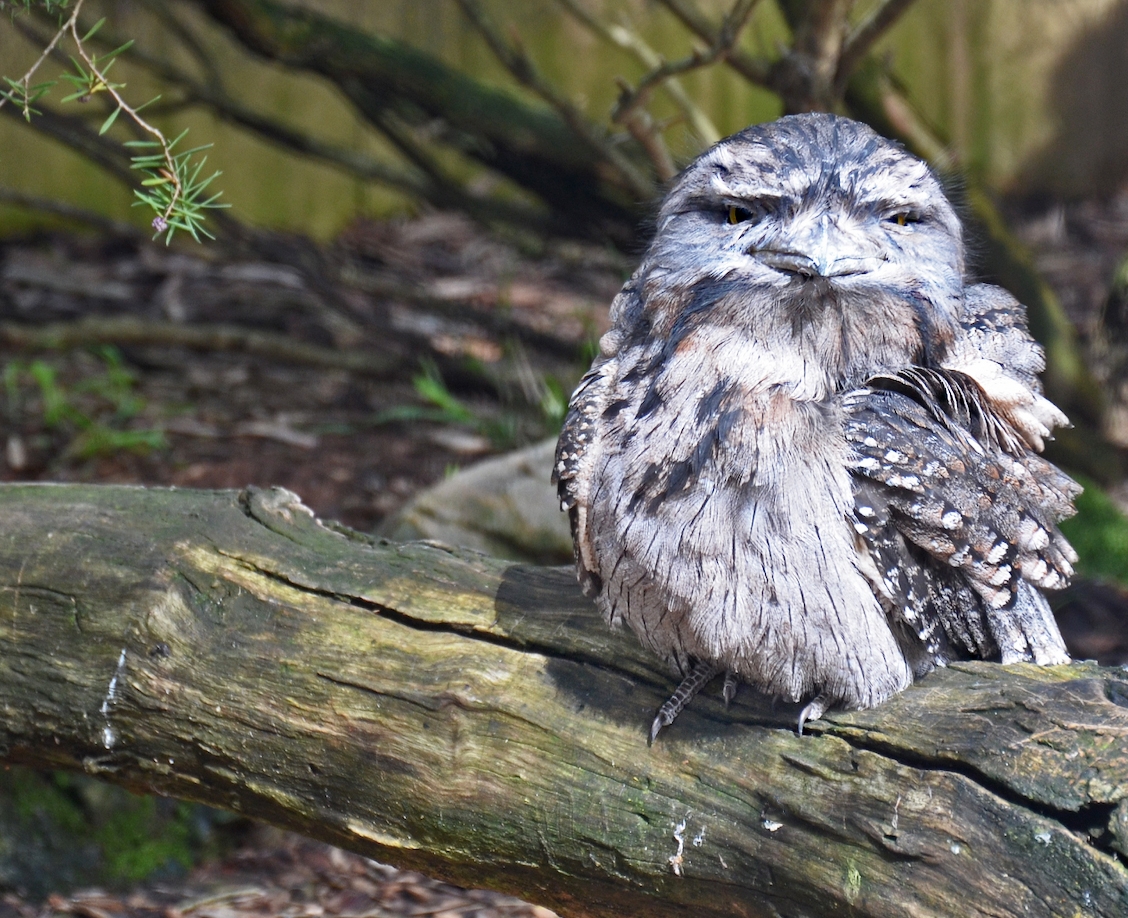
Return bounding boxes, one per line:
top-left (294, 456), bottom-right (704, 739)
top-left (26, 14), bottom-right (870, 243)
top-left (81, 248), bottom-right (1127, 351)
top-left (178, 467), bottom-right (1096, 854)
top-left (648, 660), bottom-right (721, 745)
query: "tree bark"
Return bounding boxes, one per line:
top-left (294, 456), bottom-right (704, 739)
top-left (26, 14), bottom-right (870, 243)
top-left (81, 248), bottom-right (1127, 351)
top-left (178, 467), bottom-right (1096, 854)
top-left (0, 483), bottom-right (1125, 916)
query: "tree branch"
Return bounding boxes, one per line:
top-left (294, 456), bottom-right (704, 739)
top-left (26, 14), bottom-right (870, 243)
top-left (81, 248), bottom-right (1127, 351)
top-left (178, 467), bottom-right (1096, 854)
top-left (192, 0), bottom-right (646, 245)
top-left (653, 0), bottom-right (774, 87)
top-left (0, 97), bottom-right (137, 186)
top-left (0, 482), bottom-right (1125, 918)
top-left (0, 316), bottom-right (403, 377)
top-left (836, 0), bottom-right (919, 91)
top-left (0, 183), bottom-right (145, 237)
top-left (611, 0), bottom-right (760, 131)
top-left (0, 0), bottom-right (82, 119)
top-left (554, 0), bottom-right (721, 145)
top-left (453, 0), bottom-right (657, 202)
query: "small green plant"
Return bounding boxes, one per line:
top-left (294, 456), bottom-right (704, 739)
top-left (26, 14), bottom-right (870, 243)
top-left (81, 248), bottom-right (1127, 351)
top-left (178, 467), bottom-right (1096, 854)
top-left (539, 374), bottom-right (568, 428)
top-left (1059, 475), bottom-right (1128, 588)
top-left (0, 0), bottom-right (227, 242)
top-left (3, 767), bottom-right (220, 894)
top-left (7, 347), bottom-right (167, 460)
top-left (371, 359), bottom-right (519, 449)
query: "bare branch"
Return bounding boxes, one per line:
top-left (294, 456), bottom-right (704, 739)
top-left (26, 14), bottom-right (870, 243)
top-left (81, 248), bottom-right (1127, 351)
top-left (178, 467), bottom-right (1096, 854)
top-left (0, 96), bottom-right (136, 185)
top-left (612, 0), bottom-right (759, 129)
top-left (0, 183), bottom-right (145, 237)
top-left (554, 0), bottom-right (720, 144)
top-left (837, 0), bottom-right (919, 89)
top-left (779, 0), bottom-right (853, 111)
top-left (133, 0), bottom-right (224, 92)
top-left (37, 12), bottom-right (561, 239)
top-left (610, 89), bottom-right (678, 182)
top-left (654, 0), bottom-right (774, 86)
top-left (0, 316), bottom-right (404, 377)
top-left (454, 0), bottom-right (657, 201)
top-left (873, 77), bottom-right (955, 171)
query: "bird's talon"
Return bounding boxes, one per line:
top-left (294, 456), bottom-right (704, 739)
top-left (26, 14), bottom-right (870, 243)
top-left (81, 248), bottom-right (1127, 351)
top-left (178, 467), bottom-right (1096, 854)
top-left (798, 693), bottom-right (832, 735)
top-left (722, 671), bottom-right (739, 708)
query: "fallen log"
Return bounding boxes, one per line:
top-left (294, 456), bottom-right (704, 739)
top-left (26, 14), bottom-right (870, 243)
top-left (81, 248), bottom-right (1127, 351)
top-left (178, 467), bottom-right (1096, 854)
top-left (0, 482), bottom-right (1124, 917)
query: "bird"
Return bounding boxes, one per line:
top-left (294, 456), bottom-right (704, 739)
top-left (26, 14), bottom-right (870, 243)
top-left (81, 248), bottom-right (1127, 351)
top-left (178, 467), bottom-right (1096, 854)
top-left (553, 113), bottom-right (1080, 743)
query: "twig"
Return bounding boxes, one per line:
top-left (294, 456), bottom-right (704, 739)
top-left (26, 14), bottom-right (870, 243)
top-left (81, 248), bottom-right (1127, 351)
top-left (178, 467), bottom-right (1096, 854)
top-left (605, 0), bottom-right (758, 177)
top-left (869, 71), bottom-right (956, 172)
top-left (11, 13), bottom-right (139, 135)
top-left (132, 0), bottom-right (223, 93)
top-left (0, 316), bottom-right (405, 378)
top-left (837, 0), bottom-right (919, 91)
top-left (62, 12), bottom-right (184, 227)
top-left (654, 0), bottom-right (774, 86)
top-left (613, 0), bottom-right (759, 128)
top-left (0, 184), bottom-right (145, 237)
top-left (553, 0), bottom-right (720, 144)
top-left (612, 100), bottom-right (678, 182)
top-left (5, 1), bottom-right (225, 241)
top-left (454, 0), bottom-right (657, 200)
top-left (0, 0), bottom-right (82, 119)
top-left (75, 18), bottom-right (436, 196)
top-left (0, 97), bottom-right (135, 186)
top-left (87, 15), bottom-right (561, 238)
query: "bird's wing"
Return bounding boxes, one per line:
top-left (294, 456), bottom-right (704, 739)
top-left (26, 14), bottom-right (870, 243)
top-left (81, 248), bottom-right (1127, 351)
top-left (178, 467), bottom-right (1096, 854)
top-left (844, 369), bottom-right (1079, 664)
top-left (942, 283), bottom-right (1069, 451)
top-left (553, 356), bottom-right (616, 598)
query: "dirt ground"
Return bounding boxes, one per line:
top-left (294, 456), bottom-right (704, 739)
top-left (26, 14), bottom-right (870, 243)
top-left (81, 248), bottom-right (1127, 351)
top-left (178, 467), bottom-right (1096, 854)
top-left (2, 197), bottom-right (1128, 916)
top-left (0, 212), bottom-right (624, 532)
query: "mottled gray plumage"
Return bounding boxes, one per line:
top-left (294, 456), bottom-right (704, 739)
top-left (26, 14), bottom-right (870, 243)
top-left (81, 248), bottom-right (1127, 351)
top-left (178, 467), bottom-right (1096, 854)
top-left (554, 114), bottom-right (1080, 740)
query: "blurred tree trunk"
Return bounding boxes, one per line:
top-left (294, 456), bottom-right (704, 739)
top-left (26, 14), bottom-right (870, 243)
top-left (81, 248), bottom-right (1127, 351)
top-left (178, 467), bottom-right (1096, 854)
top-left (0, 482), bottom-right (1126, 918)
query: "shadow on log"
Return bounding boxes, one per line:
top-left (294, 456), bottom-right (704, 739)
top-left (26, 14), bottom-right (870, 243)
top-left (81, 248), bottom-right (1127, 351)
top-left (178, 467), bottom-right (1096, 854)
top-left (0, 483), bottom-right (1125, 917)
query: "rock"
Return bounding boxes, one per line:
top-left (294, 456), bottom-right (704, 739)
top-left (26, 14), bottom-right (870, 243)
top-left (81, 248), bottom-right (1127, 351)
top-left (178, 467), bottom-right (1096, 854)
top-left (380, 438), bottom-right (572, 564)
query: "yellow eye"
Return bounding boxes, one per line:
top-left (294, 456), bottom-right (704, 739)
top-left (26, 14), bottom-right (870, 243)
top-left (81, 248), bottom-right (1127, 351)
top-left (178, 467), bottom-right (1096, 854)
top-left (728, 205), bottom-right (753, 225)
top-left (895, 212), bottom-right (908, 226)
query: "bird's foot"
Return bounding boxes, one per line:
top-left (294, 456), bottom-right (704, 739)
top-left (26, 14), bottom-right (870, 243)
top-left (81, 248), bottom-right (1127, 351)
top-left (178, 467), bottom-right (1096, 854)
top-left (722, 670), bottom-right (739, 707)
top-left (797, 692), bottom-right (833, 735)
top-left (649, 660), bottom-right (721, 745)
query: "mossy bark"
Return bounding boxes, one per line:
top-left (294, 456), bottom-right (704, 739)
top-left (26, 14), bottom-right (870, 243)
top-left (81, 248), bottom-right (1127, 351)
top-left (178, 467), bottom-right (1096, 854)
top-left (0, 482), bottom-right (1125, 917)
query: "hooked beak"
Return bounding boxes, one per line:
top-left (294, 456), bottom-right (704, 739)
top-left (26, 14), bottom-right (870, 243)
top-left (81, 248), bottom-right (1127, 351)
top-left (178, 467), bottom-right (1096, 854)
top-left (751, 215), bottom-right (876, 279)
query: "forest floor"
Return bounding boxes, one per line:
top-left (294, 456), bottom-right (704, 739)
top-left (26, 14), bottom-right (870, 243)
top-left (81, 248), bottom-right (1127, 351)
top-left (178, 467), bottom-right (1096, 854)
top-left (2, 197), bottom-right (1128, 917)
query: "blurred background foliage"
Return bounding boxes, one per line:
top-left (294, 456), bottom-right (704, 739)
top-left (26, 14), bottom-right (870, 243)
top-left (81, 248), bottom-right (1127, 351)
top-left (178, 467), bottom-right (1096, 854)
top-left (1, 0), bottom-right (1126, 239)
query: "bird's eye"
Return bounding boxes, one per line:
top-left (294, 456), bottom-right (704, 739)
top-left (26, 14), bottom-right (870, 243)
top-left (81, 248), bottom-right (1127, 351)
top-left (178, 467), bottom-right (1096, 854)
top-left (728, 205), bottom-right (755, 225)
top-left (889, 211), bottom-right (918, 227)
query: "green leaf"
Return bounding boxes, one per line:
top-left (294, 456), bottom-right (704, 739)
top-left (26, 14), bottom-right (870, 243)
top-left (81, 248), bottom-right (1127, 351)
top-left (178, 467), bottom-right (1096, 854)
top-left (66, 55), bottom-right (89, 80)
top-left (81, 16), bottom-right (105, 41)
top-left (81, 16), bottom-right (105, 40)
top-left (98, 105), bottom-right (122, 135)
top-left (103, 39), bottom-right (135, 59)
top-left (132, 93), bottom-right (161, 113)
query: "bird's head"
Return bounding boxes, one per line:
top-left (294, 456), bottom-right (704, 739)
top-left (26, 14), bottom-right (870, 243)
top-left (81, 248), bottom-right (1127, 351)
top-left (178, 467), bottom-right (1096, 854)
top-left (637, 114), bottom-right (965, 390)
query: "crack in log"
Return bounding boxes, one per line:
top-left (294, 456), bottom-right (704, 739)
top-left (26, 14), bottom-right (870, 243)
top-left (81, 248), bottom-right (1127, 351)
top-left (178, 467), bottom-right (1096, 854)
top-left (823, 726), bottom-right (1128, 867)
top-left (232, 555), bottom-right (683, 696)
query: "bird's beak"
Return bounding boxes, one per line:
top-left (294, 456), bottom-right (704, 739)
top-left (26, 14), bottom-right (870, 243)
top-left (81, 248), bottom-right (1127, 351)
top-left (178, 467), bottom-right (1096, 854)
top-left (752, 214), bottom-right (871, 279)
